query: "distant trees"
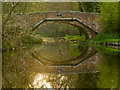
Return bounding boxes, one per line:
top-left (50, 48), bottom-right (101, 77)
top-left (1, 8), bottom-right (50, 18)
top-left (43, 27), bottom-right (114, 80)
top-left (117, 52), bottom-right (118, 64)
top-left (98, 2), bottom-right (119, 32)
top-left (2, 2), bottom-right (80, 14)
top-left (77, 2), bottom-right (99, 12)
top-left (94, 2), bottom-right (119, 41)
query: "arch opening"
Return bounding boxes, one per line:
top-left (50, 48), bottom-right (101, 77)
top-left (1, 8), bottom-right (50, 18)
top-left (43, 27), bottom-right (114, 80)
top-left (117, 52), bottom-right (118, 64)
top-left (31, 18), bottom-right (98, 39)
top-left (33, 22), bottom-right (87, 39)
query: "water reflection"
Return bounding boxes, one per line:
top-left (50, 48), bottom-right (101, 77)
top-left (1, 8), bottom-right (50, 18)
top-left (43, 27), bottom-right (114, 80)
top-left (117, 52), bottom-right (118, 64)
top-left (31, 42), bottom-right (88, 65)
top-left (2, 42), bottom-right (119, 88)
top-left (33, 74), bottom-right (51, 88)
top-left (31, 72), bottom-right (100, 88)
top-left (96, 52), bottom-right (119, 88)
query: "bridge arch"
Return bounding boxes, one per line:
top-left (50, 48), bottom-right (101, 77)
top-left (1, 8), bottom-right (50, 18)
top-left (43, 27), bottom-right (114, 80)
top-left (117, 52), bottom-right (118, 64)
top-left (31, 18), bottom-right (98, 39)
top-left (15, 11), bottom-right (101, 39)
top-left (32, 21), bottom-right (89, 39)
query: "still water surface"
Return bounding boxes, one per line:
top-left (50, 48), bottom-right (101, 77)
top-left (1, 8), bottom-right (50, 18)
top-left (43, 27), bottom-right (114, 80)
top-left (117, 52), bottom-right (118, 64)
top-left (3, 42), bottom-right (119, 88)
top-left (2, 23), bottom-right (119, 88)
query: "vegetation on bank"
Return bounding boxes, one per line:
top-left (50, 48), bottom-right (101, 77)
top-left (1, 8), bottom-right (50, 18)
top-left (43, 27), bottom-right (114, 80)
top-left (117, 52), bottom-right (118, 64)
top-left (2, 25), bottom-right (43, 52)
top-left (94, 2), bottom-right (119, 43)
top-left (22, 35), bottom-right (43, 44)
top-left (94, 31), bottom-right (120, 44)
top-left (64, 35), bottom-right (85, 42)
top-left (94, 31), bottom-right (119, 41)
top-left (3, 34), bottom-right (43, 52)
top-left (2, 26), bottom-right (22, 52)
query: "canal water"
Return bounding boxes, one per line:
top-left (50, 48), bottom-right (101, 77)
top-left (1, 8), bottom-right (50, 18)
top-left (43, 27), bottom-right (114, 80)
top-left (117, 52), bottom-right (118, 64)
top-left (2, 23), bottom-right (119, 88)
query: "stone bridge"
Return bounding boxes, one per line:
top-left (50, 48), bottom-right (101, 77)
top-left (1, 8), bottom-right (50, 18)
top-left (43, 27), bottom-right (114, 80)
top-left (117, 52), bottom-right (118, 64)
top-left (14, 11), bottom-right (101, 39)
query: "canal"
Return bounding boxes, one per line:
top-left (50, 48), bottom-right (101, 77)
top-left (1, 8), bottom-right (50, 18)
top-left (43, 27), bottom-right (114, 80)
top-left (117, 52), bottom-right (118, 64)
top-left (2, 23), bottom-right (119, 88)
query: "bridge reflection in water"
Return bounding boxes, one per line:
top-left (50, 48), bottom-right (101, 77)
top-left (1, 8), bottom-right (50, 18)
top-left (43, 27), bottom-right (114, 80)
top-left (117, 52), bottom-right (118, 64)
top-left (25, 42), bottom-right (101, 73)
top-left (3, 11), bottom-right (119, 88)
top-left (3, 39), bottom-right (119, 88)
top-left (22, 42), bottom-right (101, 88)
